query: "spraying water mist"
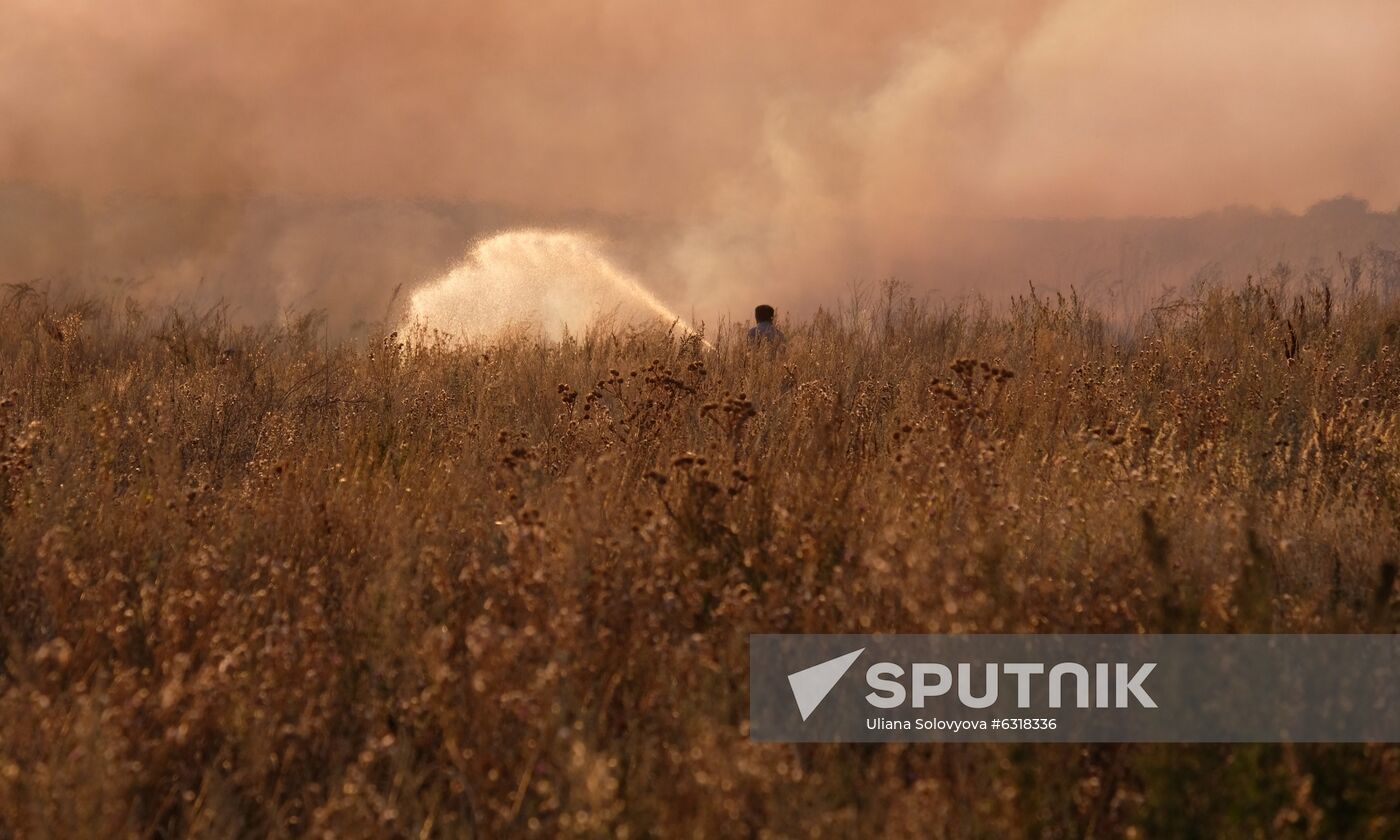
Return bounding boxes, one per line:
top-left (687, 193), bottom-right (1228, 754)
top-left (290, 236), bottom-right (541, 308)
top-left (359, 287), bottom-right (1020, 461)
top-left (403, 229), bottom-right (696, 342)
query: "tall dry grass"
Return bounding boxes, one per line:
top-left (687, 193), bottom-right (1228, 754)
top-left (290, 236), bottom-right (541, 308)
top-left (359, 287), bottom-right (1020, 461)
top-left (1, 276), bottom-right (1398, 838)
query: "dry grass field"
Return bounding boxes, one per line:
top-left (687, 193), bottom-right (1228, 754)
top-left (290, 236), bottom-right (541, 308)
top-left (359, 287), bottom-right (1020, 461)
top-left (1, 277), bottom-right (1398, 838)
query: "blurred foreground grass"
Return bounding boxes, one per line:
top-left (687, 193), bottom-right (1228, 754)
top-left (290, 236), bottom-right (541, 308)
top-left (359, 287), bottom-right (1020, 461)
top-left (1, 278), bottom-right (1398, 837)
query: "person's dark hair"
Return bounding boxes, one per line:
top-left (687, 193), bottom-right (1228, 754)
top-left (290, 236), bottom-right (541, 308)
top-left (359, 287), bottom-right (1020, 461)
top-left (755, 304), bottom-right (775, 323)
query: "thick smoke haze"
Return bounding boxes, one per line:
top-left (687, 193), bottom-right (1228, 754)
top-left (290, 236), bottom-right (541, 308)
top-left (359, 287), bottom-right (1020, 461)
top-left (3, 0), bottom-right (1400, 327)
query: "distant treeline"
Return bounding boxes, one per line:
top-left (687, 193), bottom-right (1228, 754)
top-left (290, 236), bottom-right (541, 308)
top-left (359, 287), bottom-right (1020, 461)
top-left (4, 184), bottom-right (1399, 330)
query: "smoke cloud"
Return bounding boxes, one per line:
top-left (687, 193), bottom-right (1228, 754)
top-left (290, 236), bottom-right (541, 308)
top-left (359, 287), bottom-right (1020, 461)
top-left (3, 0), bottom-right (1399, 325)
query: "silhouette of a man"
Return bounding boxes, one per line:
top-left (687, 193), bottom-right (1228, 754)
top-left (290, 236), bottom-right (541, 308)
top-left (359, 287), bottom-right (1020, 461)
top-left (747, 304), bottom-right (785, 346)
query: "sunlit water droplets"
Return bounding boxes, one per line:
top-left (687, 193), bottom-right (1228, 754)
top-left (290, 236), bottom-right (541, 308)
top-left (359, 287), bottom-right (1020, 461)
top-left (404, 229), bottom-right (692, 342)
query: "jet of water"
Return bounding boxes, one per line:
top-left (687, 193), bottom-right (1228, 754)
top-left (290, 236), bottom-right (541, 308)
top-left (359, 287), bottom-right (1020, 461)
top-left (403, 229), bottom-right (698, 342)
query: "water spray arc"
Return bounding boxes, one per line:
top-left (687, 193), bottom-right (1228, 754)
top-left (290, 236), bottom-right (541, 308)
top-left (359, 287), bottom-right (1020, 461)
top-left (404, 229), bottom-right (699, 343)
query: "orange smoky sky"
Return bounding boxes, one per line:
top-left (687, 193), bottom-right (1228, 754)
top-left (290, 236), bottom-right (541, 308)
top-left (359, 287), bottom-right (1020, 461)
top-left (2, 0), bottom-right (1399, 319)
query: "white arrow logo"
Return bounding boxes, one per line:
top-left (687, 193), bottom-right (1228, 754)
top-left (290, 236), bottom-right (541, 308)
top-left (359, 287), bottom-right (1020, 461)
top-left (787, 648), bottom-right (865, 721)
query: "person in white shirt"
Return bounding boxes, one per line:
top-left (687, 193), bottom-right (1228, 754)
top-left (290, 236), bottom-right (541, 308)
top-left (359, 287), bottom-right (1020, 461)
top-left (747, 304), bottom-right (786, 346)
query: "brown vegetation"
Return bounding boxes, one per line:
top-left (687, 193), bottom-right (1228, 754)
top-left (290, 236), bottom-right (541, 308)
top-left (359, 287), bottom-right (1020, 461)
top-left (1, 278), bottom-right (1398, 837)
